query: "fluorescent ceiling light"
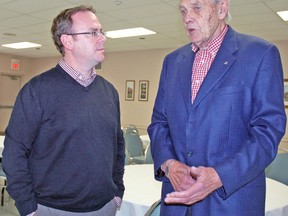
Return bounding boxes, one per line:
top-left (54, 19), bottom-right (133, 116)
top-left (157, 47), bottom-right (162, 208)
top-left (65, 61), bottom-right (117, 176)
top-left (277, 10), bottom-right (288, 21)
top-left (2, 42), bottom-right (42, 49)
top-left (105, 27), bottom-right (156, 39)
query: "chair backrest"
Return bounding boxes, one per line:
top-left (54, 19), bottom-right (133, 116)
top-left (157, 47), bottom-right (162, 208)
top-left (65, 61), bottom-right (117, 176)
top-left (145, 199), bottom-right (161, 216)
top-left (145, 144), bottom-right (154, 164)
top-left (125, 124), bottom-right (139, 135)
top-left (0, 164), bottom-right (6, 177)
top-left (124, 132), bottom-right (143, 157)
top-left (125, 148), bottom-right (130, 165)
top-left (266, 152), bottom-right (288, 185)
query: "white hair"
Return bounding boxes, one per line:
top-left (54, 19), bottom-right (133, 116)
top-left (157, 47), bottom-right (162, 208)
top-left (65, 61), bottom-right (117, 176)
top-left (213, 0), bottom-right (232, 21)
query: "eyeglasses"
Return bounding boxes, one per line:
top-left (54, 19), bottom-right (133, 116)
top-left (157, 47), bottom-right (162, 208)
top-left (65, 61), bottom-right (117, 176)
top-left (66, 29), bottom-right (106, 37)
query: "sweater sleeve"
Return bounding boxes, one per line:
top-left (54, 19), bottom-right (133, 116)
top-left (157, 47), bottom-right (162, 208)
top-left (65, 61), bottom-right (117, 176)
top-left (2, 80), bottom-right (41, 215)
top-left (112, 90), bottom-right (125, 199)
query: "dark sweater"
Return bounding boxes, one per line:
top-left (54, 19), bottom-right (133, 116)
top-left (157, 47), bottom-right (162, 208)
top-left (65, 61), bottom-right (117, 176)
top-left (2, 65), bottom-right (125, 215)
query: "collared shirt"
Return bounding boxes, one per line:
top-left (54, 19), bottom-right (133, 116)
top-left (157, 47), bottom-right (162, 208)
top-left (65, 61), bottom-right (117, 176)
top-left (191, 25), bottom-right (228, 103)
top-left (59, 59), bottom-right (97, 87)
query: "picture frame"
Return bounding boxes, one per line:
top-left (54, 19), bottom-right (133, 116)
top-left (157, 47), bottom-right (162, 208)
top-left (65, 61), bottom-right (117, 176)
top-left (284, 79), bottom-right (288, 108)
top-left (138, 80), bottom-right (149, 101)
top-left (125, 80), bottom-right (135, 101)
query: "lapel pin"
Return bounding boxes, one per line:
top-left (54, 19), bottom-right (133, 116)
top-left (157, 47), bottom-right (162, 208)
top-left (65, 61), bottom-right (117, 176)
top-left (224, 61), bottom-right (228, 65)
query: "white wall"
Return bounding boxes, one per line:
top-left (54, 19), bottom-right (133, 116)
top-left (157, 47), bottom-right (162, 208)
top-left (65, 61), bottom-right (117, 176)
top-left (98, 49), bottom-right (172, 134)
top-left (0, 54), bottom-right (32, 131)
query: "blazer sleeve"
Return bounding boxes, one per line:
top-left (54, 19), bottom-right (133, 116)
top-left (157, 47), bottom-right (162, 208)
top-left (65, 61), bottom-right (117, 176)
top-left (148, 56), bottom-right (178, 180)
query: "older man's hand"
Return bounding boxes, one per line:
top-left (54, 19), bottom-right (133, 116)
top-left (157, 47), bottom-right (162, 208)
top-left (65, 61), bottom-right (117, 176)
top-left (163, 160), bottom-right (196, 191)
top-left (164, 166), bottom-right (223, 205)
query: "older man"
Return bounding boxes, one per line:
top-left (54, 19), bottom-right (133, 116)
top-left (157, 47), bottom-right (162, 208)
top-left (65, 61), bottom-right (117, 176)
top-left (148, 0), bottom-right (286, 215)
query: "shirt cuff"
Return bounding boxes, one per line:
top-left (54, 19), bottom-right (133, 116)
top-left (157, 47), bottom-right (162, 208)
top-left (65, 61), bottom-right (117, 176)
top-left (114, 196), bottom-right (122, 208)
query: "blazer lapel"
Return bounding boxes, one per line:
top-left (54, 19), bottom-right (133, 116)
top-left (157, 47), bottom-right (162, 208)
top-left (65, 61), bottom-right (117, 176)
top-left (176, 45), bottom-right (195, 113)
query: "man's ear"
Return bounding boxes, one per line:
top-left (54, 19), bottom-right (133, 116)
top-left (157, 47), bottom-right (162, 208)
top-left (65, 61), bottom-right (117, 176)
top-left (60, 34), bottom-right (73, 50)
top-left (218, 0), bottom-right (229, 20)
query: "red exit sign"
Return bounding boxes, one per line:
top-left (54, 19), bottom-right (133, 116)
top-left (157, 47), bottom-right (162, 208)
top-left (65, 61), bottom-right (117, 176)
top-left (11, 59), bottom-right (20, 70)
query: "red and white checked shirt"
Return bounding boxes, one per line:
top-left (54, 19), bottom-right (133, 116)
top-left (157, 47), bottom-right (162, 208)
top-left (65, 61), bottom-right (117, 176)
top-left (59, 59), bottom-right (97, 87)
top-left (191, 25), bottom-right (228, 103)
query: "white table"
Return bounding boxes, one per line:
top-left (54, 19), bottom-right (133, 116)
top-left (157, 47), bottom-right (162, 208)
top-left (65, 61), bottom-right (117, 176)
top-left (265, 178), bottom-right (288, 215)
top-left (116, 164), bottom-right (161, 216)
top-left (116, 164), bottom-right (288, 216)
top-left (140, 135), bottom-right (150, 151)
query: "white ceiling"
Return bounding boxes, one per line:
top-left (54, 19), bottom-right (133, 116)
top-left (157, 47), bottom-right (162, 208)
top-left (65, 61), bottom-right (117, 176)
top-left (0, 0), bottom-right (287, 58)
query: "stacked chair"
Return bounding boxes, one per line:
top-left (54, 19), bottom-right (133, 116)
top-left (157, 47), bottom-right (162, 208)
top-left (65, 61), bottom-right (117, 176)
top-left (125, 148), bottom-right (131, 165)
top-left (145, 144), bottom-right (154, 164)
top-left (124, 124), bottom-right (154, 165)
top-left (125, 124), bottom-right (139, 135)
top-left (265, 147), bottom-right (288, 185)
top-left (124, 126), bottom-right (146, 164)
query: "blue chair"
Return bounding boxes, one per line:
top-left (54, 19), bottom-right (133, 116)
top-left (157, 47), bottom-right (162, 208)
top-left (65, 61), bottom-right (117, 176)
top-left (125, 148), bottom-right (131, 165)
top-left (124, 131), bottom-right (145, 164)
top-left (266, 150), bottom-right (288, 185)
top-left (145, 199), bottom-right (161, 216)
top-left (0, 166), bottom-right (5, 177)
top-left (125, 124), bottom-right (139, 135)
top-left (145, 144), bottom-right (154, 164)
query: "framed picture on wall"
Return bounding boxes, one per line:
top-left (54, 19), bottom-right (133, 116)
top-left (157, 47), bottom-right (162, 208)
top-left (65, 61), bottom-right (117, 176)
top-left (138, 80), bottom-right (149, 101)
top-left (284, 79), bottom-right (288, 108)
top-left (125, 80), bottom-right (135, 101)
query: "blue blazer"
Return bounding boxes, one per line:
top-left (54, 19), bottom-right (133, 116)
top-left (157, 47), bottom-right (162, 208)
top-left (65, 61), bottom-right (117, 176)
top-left (148, 26), bottom-right (286, 216)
